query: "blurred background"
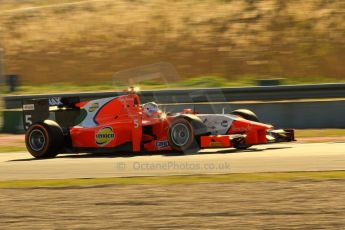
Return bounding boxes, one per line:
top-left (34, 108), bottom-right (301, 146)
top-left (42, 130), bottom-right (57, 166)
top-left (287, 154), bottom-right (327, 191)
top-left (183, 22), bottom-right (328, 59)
top-left (0, 4), bottom-right (345, 229)
top-left (0, 0), bottom-right (344, 92)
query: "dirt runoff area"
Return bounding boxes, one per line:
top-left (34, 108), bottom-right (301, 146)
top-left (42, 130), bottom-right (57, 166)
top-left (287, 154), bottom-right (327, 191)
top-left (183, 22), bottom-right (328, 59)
top-left (1, 180), bottom-right (345, 229)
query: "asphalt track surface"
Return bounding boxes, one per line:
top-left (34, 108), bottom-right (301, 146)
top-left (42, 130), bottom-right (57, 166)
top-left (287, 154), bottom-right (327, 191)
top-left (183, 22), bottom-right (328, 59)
top-left (0, 142), bottom-right (344, 180)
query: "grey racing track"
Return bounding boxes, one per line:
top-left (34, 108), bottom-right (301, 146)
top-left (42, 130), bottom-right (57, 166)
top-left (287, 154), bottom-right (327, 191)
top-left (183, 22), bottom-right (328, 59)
top-left (0, 142), bottom-right (344, 180)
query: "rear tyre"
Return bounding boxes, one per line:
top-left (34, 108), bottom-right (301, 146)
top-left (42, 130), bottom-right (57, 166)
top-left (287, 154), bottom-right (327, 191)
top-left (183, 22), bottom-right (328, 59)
top-left (25, 120), bottom-right (64, 158)
top-left (168, 118), bottom-right (200, 154)
top-left (231, 109), bottom-right (259, 122)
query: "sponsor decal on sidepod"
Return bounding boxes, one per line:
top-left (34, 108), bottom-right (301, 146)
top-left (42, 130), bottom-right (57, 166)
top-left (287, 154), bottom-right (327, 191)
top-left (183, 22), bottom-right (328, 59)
top-left (96, 126), bottom-right (115, 146)
top-left (156, 140), bottom-right (169, 149)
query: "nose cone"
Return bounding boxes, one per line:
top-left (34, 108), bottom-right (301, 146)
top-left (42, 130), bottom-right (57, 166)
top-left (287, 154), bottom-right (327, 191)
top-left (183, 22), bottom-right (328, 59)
top-left (260, 122), bottom-right (273, 130)
top-left (247, 119), bottom-right (273, 130)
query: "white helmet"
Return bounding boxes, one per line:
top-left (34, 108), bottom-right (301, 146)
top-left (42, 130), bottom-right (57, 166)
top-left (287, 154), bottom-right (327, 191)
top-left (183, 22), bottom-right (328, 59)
top-left (143, 102), bottom-right (159, 116)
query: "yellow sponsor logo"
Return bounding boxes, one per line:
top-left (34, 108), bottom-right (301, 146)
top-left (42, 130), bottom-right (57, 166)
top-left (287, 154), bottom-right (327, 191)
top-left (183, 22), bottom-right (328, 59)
top-left (209, 142), bottom-right (223, 148)
top-left (88, 103), bottom-right (99, 112)
top-left (95, 127), bottom-right (115, 146)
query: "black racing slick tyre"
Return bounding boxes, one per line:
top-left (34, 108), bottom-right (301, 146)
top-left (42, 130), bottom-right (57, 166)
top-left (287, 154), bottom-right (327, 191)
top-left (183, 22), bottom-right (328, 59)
top-left (168, 118), bottom-right (200, 154)
top-left (231, 109), bottom-right (259, 122)
top-left (25, 120), bottom-right (64, 158)
top-left (230, 109), bottom-right (259, 150)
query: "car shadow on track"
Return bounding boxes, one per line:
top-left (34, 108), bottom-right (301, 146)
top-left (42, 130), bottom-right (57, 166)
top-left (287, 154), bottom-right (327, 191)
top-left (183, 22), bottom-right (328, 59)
top-left (211, 146), bottom-right (292, 154)
top-left (8, 146), bottom-right (292, 162)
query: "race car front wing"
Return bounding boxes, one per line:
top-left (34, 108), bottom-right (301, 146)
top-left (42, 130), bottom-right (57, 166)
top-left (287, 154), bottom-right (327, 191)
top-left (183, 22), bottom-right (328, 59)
top-left (200, 129), bottom-right (295, 149)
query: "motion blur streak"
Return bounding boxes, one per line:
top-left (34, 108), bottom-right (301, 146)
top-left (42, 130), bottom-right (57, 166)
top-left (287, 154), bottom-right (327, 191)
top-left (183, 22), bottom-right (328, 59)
top-left (0, 0), bottom-right (344, 84)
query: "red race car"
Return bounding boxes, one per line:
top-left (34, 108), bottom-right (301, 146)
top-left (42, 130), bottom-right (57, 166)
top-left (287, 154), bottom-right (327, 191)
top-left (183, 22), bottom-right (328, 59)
top-left (23, 90), bottom-right (295, 158)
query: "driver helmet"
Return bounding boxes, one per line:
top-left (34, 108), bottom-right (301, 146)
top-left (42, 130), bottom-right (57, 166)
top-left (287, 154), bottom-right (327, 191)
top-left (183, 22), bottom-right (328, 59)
top-left (143, 102), bottom-right (159, 116)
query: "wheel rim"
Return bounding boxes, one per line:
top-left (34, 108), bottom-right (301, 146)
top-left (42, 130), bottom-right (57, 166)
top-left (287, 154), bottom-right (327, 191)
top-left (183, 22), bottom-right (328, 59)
top-left (171, 123), bottom-right (190, 147)
top-left (29, 129), bottom-right (46, 151)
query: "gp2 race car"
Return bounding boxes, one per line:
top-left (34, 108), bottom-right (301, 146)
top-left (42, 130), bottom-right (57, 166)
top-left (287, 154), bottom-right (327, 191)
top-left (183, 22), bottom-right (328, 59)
top-left (22, 89), bottom-right (295, 158)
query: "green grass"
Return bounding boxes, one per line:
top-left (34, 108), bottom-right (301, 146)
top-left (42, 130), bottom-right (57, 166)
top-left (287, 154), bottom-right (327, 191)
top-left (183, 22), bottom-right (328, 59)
top-left (1, 75), bottom-right (343, 95)
top-left (1, 171), bottom-right (345, 188)
top-left (296, 129), bottom-right (345, 138)
top-left (0, 146), bottom-right (26, 152)
top-left (0, 110), bottom-right (2, 130)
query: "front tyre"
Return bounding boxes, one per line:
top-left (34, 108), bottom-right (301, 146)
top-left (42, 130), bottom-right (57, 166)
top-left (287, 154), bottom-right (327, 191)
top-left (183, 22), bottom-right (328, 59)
top-left (25, 120), bottom-right (64, 158)
top-left (231, 109), bottom-right (259, 122)
top-left (168, 118), bottom-right (200, 154)
top-left (230, 109), bottom-right (259, 150)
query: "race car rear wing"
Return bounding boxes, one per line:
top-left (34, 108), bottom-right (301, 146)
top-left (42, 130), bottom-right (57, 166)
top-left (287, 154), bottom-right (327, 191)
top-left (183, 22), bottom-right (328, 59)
top-left (22, 97), bottom-right (81, 131)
